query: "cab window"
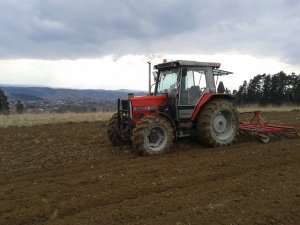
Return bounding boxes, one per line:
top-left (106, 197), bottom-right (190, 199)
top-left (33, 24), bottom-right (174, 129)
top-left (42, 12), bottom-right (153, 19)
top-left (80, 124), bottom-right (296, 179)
top-left (156, 69), bottom-right (179, 95)
top-left (180, 69), bottom-right (206, 105)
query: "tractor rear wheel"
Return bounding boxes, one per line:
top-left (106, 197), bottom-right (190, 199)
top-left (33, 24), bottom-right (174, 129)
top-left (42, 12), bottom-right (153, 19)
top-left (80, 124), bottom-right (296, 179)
top-left (133, 116), bottom-right (174, 156)
top-left (107, 113), bottom-right (122, 146)
top-left (196, 99), bottom-right (239, 147)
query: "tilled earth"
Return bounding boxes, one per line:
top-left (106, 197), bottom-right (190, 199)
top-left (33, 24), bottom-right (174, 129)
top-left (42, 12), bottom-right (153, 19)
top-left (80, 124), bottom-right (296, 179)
top-left (0, 111), bottom-right (300, 225)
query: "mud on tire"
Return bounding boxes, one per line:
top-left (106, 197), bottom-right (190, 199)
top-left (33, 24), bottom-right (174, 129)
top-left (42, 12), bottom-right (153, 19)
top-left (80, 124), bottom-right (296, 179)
top-left (196, 99), bottom-right (239, 147)
top-left (133, 116), bottom-right (174, 156)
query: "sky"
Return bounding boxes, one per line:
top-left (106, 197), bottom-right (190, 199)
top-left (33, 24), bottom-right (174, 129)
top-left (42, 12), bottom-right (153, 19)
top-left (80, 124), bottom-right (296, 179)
top-left (0, 0), bottom-right (299, 91)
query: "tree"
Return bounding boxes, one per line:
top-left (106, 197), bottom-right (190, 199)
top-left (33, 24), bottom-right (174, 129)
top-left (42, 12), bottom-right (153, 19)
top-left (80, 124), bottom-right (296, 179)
top-left (261, 74), bottom-right (272, 105)
top-left (247, 74), bottom-right (264, 104)
top-left (291, 74), bottom-right (300, 104)
top-left (0, 88), bottom-right (9, 114)
top-left (16, 101), bottom-right (25, 114)
top-left (234, 71), bottom-right (300, 106)
top-left (235, 81), bottom-right (248, 105)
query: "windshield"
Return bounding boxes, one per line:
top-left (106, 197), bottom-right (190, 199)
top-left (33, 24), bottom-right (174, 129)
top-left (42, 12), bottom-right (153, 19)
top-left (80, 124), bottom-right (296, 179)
top-left (156, 69), bottom-right (179, 95)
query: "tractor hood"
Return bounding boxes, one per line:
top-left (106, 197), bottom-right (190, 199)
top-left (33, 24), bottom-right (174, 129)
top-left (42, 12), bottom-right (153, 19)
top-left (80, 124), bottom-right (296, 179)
top-left (130, 95), bottom-right (167, 110)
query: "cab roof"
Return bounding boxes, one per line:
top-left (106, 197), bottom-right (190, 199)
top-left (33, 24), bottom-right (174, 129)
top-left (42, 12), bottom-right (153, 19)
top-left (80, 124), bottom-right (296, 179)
top-left (154, 60), bottom-right (221, 70)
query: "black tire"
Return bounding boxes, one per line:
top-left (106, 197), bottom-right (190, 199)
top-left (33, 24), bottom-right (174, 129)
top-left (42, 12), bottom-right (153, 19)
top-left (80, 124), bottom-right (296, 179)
top-left (107, 113), bottom-right (122, 146)
top-left (133, 116), bottom-right (174, 156)
top-left (196, 99), bottom-right (239, 147)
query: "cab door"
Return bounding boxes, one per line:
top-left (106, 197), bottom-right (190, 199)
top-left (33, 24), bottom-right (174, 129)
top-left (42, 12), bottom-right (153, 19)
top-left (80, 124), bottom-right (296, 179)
top-left (178, 68), bottom-right (207, 119)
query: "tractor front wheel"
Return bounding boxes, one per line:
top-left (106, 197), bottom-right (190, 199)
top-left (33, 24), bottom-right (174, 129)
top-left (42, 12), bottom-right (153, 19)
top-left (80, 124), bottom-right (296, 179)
top-left (196, 99), bottom-right (239, 147)
top-left (133, 116), bottom-right (174, 156)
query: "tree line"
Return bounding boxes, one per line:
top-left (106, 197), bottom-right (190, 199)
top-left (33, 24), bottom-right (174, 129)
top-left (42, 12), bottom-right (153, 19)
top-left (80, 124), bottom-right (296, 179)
top-left (233, 71), bottom-right (300, 105)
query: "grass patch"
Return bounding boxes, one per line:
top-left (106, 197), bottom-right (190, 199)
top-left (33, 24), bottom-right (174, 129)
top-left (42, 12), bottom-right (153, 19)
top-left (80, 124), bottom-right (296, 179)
top-left (238, 104), bottom-right (300, 112)
top-left (0, 112), bottom-right (114, 128)
top-left (1, 104), bottom-right (299, 128)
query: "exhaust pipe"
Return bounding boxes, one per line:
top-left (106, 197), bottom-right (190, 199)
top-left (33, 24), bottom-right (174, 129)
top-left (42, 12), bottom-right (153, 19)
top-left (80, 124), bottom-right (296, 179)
top-left (147, 61), bottom-right (151, 95)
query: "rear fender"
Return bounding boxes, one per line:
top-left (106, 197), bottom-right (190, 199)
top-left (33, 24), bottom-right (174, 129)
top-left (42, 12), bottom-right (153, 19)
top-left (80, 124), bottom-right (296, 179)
top-left (191, 93), bottom-right (235, 121)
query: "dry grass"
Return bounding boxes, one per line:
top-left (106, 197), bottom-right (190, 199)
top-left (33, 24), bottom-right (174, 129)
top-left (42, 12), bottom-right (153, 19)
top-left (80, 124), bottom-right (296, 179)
top-left (0, 112), bottom-right (114, 128)
top-left (1, 105), bottom-right (299, 128)
top-left (238, 104), bottom-right (300, 112)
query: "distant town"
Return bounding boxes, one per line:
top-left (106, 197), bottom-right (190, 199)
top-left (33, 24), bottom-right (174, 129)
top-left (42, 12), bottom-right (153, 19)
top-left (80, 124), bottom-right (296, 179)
top-left (1, 85), bottom-right (146, 114)
top-left (8, 99), bottom-right (117, 113)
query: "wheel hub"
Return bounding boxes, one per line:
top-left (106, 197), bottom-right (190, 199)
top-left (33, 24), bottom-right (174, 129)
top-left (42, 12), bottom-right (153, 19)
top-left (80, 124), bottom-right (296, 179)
top-left (213, 114), bottom-right (227, 134)
top-left (260, 135), bottom-right (270, 143)
top-left (146, 126), bottom-right (167, 151)
top-left (211, 110), bottom-right (234, 141)
top-left (149, 129), bottom-right (161, 144)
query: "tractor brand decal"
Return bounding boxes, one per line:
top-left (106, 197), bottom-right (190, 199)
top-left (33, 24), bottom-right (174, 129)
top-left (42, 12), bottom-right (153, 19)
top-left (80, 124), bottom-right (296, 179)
top-left (134, 106), bottom-right (159, 111)
top-left (134, 106), bottom-right (147, 111)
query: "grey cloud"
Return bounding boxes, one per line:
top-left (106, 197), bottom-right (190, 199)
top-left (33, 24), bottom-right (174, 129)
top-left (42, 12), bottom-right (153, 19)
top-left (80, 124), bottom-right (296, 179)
top-left (0, 0), bottom-right (299, 64)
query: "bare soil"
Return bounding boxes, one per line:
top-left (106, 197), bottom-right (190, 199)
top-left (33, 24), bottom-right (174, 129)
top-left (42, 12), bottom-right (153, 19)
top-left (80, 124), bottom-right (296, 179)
top-left (0, 111), bottom-right (300, 225)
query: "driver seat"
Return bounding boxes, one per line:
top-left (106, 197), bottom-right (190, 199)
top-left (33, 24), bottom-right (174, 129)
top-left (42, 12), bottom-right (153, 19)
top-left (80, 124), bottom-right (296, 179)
top-left (189, 86), bottom-right (201, 105)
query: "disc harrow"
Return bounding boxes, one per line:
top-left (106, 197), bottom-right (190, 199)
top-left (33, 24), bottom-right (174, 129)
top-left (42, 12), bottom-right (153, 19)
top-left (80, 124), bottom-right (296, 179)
top-left (239, 111), bottom-right (300, 143)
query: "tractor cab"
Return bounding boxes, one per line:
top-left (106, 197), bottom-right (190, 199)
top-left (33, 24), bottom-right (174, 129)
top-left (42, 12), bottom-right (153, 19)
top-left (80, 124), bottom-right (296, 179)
top-left (152, 60), bottom-right (232, 120)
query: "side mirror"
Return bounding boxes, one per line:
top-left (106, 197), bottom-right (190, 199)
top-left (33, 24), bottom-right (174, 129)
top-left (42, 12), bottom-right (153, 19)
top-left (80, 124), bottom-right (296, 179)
top-left (152, 71), bottom-right (158, 82)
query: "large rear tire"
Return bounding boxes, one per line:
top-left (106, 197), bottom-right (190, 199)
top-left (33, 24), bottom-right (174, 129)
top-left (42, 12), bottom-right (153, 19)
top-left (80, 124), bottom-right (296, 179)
top-left (133, 116), bottom-right (174, 156)
top-left (196, 99), bottom-right (239, 147)
top-left (107, 113), bottom-right (122, 146)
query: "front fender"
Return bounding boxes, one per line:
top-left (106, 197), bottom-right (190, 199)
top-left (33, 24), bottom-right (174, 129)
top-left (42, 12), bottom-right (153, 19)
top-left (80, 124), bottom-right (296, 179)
top-left (158, 112), bottom-right (178, 139)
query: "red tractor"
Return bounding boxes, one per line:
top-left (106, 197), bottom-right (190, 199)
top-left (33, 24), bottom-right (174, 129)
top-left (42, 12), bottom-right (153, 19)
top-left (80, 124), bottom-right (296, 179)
top-left (108, 60), bottom-right (239, 155)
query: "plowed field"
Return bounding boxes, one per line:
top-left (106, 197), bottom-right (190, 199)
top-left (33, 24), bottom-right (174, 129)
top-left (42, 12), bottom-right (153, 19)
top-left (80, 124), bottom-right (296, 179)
top-left (1, 111), bottom-right (300, 225)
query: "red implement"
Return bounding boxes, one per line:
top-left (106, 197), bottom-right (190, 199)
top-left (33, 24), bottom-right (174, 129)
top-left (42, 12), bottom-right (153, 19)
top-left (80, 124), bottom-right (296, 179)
top-left (239, 111), bottom-right (300, 143)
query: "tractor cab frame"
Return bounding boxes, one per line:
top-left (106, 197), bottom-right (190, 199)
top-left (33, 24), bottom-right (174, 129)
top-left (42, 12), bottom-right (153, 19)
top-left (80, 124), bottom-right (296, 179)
top-left (152, 60), bottom-right (232, 121)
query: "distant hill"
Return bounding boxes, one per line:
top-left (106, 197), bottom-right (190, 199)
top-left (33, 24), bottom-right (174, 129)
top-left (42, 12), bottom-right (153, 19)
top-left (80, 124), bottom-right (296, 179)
top-left (0, 86), bottom-right (147, 101)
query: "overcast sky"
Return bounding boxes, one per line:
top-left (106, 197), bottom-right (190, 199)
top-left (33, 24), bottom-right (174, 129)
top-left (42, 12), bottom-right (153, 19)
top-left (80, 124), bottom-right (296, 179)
top-left (0, 0), bottom-right (299, 90)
